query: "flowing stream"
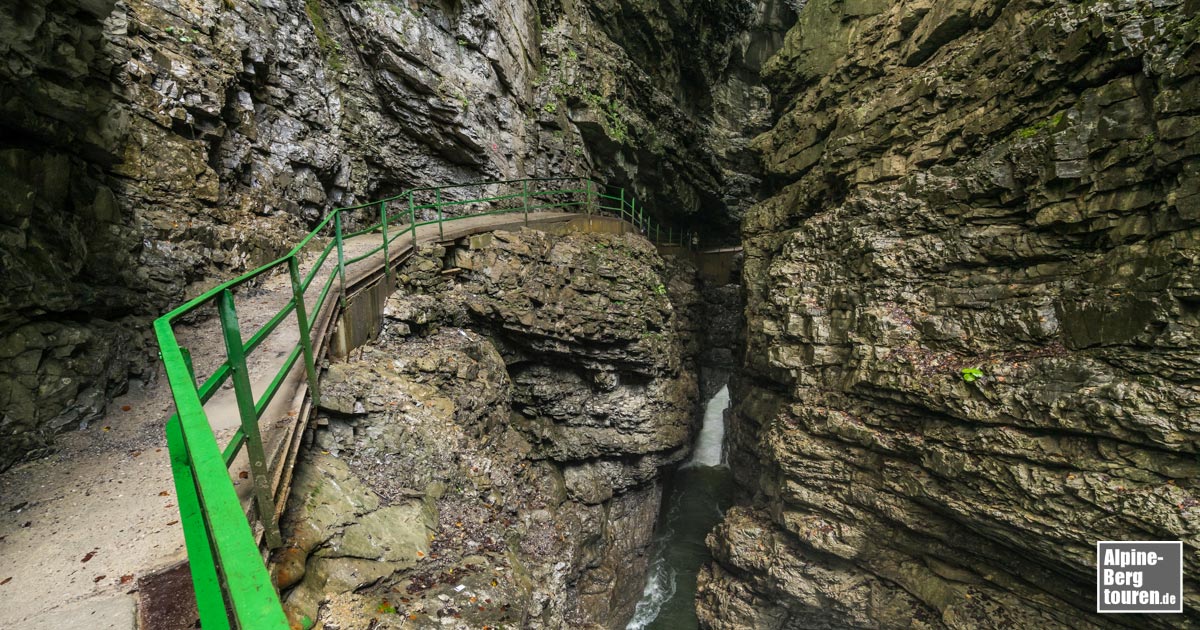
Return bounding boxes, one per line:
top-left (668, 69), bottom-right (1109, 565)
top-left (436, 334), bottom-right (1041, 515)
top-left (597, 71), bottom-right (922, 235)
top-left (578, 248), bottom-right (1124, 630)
top-left (626, 386), bottom-right (735, 629)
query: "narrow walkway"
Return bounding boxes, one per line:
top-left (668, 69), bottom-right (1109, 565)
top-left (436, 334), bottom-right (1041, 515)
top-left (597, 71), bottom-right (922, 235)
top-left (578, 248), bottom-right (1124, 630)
top-left (0, 211), bottom-right (586, 628)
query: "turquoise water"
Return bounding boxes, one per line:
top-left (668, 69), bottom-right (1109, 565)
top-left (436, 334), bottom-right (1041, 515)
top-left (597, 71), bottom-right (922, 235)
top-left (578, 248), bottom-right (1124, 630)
top-left (626, 388), bottom-right (734, 629)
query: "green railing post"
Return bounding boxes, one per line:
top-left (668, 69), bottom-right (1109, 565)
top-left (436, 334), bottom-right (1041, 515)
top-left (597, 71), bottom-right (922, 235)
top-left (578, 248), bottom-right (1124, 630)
top-left (523, 179), bottom-right (530, 225)
top-left (216, 289), bottom-right (283, 549)
top-left (288, 256), bottom-right (321, 408)
top-left (180, 347), bottom-right (197, 388)
top-left (380, 201), bottom-right (392, 286)
top-left (334, 210), bottom-right (347, 308)
top-left (656, 223), bottom-right (660, 244)
top-left (436, 189), bottom-right (444, 240)
top-left (165, 418), bottom-right (233, 630)
top-left (586, 179), bottom-right (593, 214)
top-left (408, 192), bottom-right (417, 250)
top-left (619, 188), bottom-right (625, 224)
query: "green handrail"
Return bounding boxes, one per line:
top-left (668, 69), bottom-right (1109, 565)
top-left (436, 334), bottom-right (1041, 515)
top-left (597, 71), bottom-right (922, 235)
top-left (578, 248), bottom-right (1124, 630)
top-left (153, 177), bottom-right (689, 629)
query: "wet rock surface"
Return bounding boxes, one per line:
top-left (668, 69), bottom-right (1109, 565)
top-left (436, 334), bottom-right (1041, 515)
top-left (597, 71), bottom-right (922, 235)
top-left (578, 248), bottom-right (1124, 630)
top-left (700, 0), bottom-right (1200, 628)
top-left (697, 271), bottom-right (744, 401)
top-left (279, 228), bottom-right (700, 629)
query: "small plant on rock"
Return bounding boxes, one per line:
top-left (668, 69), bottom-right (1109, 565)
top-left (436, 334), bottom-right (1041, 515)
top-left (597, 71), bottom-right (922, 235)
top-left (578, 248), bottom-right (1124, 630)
top-left (960, 367), bottom-right (984, 383)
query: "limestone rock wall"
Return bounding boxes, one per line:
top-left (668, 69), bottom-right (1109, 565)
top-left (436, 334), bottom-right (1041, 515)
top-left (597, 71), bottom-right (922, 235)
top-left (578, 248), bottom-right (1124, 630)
top-left (0, 0), bottom-right (148, 463)
top-left (0, 0), bottom-right (790, 468)
top-left (277, 228), bottom-right (701, 629)
top-left (701, 0), bottom-right (1200, 627)
top-left (698, 260), bottom-right (745, 399)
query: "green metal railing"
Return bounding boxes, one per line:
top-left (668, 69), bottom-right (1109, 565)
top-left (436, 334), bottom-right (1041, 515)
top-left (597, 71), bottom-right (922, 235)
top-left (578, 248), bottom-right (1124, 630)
top-left (153, 177), bottom-right (687, 629)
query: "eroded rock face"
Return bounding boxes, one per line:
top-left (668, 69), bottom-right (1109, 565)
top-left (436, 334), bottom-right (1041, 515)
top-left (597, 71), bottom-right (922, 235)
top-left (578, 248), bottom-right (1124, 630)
top-left (0, 0), bottom-right (790, 468)
top-left (0, 0), bottom-right (151, 464)
top-left (701, 0), bottom-right (1200, 627)
top-left (278, 228), bottom-right (700, 628)
top-left (545, 0), bottom-right (794, 232)
top-left (698, 267), bottom-right (744, 400)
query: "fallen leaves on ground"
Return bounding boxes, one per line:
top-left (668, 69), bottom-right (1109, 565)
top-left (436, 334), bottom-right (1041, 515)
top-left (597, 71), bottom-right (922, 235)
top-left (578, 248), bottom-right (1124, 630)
top-left (81, 550), bottom-right (97, 563)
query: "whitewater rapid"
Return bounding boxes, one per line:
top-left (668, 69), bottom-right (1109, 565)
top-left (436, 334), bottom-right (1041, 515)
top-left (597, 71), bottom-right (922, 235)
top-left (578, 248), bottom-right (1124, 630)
top-left (626, 385), bottom-right (732, 630)
top-left (684, 385), bottom-right (728, 468)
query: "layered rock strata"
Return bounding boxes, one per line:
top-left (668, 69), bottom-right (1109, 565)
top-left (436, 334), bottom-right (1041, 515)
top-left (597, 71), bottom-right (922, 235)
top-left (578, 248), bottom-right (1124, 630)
top-left (700, 0), bottom-right (1200, 627)
top-left (277, 228), bottom-right (700, 629)
top-left (698, 261), bottom-right (745, 399)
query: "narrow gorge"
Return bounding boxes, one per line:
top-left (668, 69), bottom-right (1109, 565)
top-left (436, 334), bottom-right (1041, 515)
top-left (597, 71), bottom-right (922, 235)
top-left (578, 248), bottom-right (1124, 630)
top-left (1, 0), bottom-right (1198, 628)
